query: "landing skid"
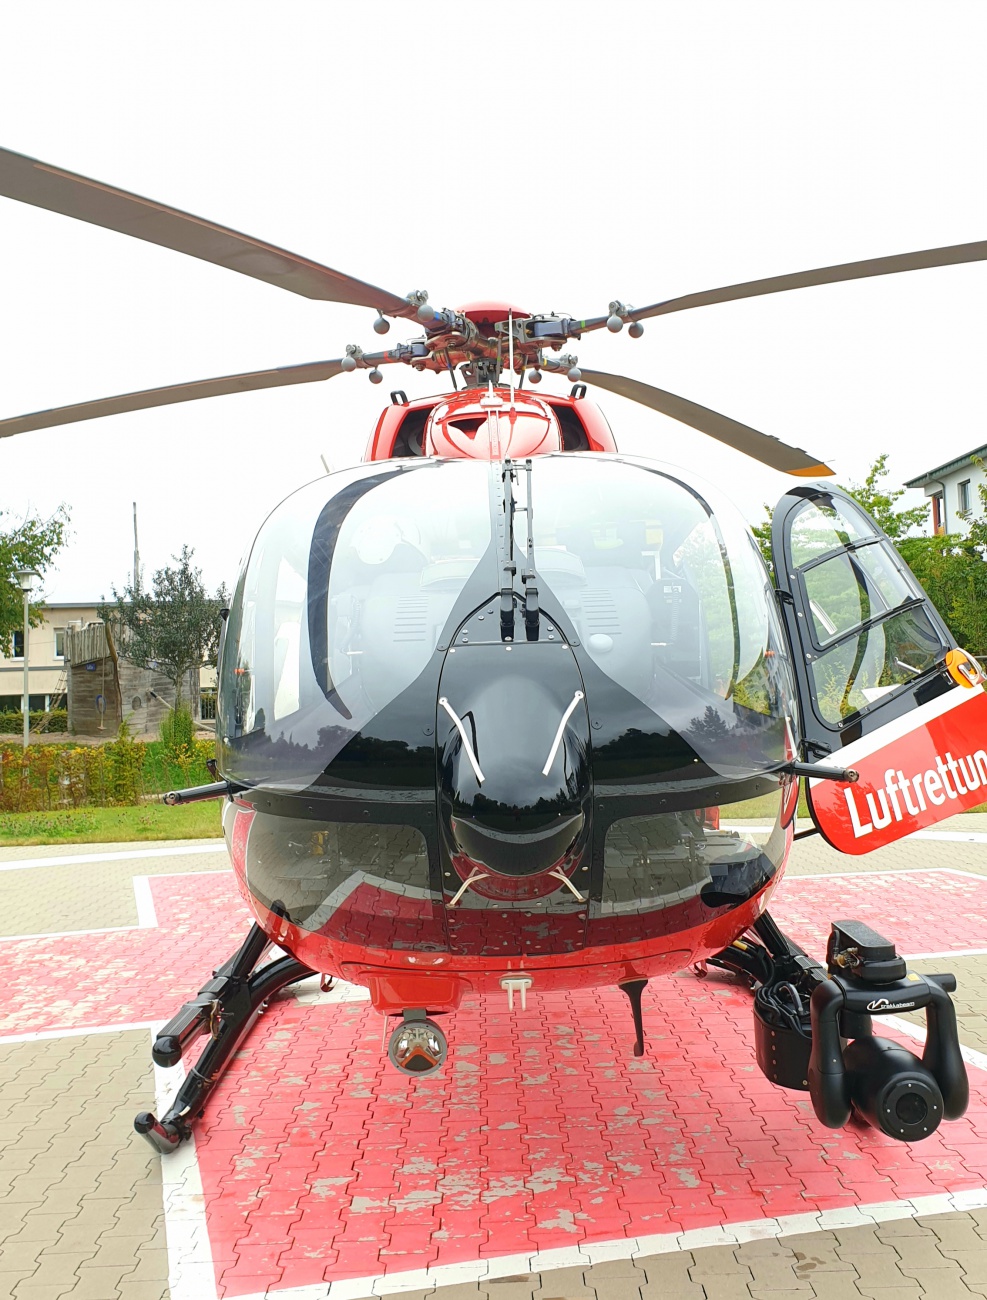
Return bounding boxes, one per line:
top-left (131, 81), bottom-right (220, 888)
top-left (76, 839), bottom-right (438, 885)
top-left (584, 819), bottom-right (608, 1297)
top-left (135, 921), bottom-right (313, 1153)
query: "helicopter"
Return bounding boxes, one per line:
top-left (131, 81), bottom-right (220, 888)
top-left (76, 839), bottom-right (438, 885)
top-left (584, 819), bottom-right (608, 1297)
top-left (1, 145), bottom-right (985, 1154)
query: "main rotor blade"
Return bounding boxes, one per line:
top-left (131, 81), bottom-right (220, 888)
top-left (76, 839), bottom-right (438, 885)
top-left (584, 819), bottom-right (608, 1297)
top-left (0, 146), bottom-right (414, 315)
top-left (0, 357), bottom-right (366, 438)
top-left (580, 240), bottom-right (987, 331)
top-left (580, 369), bottom-right (834, 476)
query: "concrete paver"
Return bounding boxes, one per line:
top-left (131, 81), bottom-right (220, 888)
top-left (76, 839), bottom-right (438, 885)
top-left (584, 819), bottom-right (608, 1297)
top-left (2, 820), bottom-right (987, 1298)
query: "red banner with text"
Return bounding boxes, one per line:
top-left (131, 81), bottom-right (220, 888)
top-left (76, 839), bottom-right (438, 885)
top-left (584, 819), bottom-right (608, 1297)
top-left (807, 684), bottom-right (987, 855)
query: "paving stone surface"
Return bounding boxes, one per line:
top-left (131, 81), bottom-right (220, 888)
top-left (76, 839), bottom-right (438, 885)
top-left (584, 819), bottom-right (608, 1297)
top-left (0, 841), bottom-right (228, 939)
top-left (0, 1029), bottom-right (165, 1300)
top-left (1, 821), bottom-right (986, 1299)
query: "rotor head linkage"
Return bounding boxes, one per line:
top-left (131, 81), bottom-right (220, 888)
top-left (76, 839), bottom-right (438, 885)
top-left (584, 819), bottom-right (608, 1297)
top-left (543, 353), bottom-right (581, 382)
top-left (606, 301), bottom-right (644, 336)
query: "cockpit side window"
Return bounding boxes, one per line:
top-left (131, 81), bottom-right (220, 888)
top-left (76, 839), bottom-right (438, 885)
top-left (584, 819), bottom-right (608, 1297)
top-left (218, 461), bottom-right (494, 789)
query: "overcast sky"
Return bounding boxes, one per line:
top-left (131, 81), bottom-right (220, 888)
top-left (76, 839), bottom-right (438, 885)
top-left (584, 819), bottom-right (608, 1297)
top-left (1, 3), bottom-right (985, 602)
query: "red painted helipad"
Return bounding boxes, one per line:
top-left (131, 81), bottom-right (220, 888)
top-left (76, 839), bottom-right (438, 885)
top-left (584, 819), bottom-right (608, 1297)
top-left (4, 866), bottom-right (987, 1298)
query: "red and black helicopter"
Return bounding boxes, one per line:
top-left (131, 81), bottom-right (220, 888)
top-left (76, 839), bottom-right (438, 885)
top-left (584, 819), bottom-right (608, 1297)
top-left (2, 147), bottom-right (985, 1152)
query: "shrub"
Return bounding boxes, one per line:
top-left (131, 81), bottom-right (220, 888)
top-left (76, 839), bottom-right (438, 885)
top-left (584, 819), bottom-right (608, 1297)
top-left (0, 709), bottom-right (68, 734)
top-left (0, 727), bottom-right (214, 813)
top-left (160, 704), bottom-right (195, 755)
top-left (0, 729), bottom-right (147, 813)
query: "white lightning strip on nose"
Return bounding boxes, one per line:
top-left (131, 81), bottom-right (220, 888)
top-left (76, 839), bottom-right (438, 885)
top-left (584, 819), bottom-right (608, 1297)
top-left (542, 691), bottom-right (584, 776)
top-left (439, 697), bottom-right (485, 784)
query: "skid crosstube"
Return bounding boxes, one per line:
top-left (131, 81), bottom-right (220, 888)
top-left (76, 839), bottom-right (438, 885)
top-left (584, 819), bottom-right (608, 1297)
top-left (135, 920), bottom-right (313, 1153)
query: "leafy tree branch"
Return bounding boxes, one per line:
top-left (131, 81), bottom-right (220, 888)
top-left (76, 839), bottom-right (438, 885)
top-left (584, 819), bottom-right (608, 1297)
top-left (100, 545), bottom-right (228, 709)
top-left (0, 506), bottom-right (70, 656)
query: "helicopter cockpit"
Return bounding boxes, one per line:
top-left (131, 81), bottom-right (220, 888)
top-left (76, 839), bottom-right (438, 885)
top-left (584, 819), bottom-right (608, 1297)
top-left (217, 453), bottom-right (796, 797)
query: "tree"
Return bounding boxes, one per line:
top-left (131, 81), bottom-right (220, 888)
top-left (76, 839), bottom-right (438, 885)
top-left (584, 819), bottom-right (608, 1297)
top-left (840, 452), bottom-right (930, 540)
top-left (752, 454), bottom-right (987, 655)
top-left (0, 506), bottom-right (70, 657)
top-left (100, 546), bottom-right (229, 711)
top-left (897, 467), bottom-right (987, 655)
top-left (752, 454), bottom-right (929, 570)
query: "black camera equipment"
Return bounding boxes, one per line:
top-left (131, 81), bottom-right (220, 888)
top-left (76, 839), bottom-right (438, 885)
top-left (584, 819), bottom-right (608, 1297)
top-left (740, 914), bottom-right (968, 1140)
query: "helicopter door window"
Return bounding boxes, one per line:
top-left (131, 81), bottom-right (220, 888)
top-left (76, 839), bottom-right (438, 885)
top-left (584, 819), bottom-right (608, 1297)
top-left (809, 605), bottom-right (944, 724)
top-left (272, 558), bottom-right (306, 720)
top-left (788, 498), bottom-right (877, 566)
top-left (802, 545), bottom-right (914, 648)
top-left (773, 488), bottom-right (951, 733)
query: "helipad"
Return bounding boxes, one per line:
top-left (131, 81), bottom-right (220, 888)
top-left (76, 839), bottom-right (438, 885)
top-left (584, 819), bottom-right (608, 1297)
top-left (2, 822), bottom-right (987, 1299)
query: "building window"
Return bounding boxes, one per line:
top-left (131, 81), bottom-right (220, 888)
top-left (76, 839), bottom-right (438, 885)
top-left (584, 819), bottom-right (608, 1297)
top-left (54, 628), bottom-right (66, 659)
top-left (11, 630), bottom-right (24, 659)
top-left (958, 479), bottom-right (971, 515)
top-left (931, 493), bottom-right (944, 534)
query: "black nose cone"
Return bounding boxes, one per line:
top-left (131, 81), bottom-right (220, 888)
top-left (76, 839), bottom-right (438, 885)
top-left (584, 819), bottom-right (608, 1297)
top-left (451, 806), bottom-right (585, 878)
top-left (438, 653), bottom-right (591, 879)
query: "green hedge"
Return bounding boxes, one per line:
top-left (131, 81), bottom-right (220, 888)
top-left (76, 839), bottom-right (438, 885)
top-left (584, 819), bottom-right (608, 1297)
top-left (0, 709), bottom-right (69, 734)
top-left (0, 734), bottom-right (216, 812)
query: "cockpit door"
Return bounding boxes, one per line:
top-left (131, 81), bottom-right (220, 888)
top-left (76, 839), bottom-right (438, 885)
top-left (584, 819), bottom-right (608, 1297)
top-left (771, 483), bottom-right (987, 853)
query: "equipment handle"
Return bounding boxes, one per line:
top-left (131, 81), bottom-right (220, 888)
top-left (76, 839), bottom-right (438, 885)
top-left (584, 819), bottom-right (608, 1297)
top-left (163, 780), bottom-right (235, 805)
top-left (808, 980), bottom-right (851, 1127)
top-left (923, 979), bottom-right (969, 1119)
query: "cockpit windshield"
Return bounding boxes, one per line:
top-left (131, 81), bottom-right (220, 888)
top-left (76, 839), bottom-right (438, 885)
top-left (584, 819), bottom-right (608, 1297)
top-left (218, 452), bottom-right (795, 793)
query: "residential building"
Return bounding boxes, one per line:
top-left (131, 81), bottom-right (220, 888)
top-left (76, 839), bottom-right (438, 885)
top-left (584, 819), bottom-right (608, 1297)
top-left (0, 600), bottom-right (99, 713)
top-left (1, 599), bottom-right (217, 730)
top-left (905, 444), bottom-right (987, 535)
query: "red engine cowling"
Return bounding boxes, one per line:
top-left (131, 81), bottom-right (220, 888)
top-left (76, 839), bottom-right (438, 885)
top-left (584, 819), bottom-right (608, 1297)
top-left (425, 389), bottom-right (562, 459)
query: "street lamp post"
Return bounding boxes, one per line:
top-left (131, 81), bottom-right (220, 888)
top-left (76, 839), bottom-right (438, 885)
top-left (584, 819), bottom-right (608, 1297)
top-left (14, 569), bottom-right (40, 747)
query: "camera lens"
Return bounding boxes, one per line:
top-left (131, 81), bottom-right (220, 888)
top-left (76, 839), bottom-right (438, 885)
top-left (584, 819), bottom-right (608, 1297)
top-left (895, 1091), bottom-right (929, 1126)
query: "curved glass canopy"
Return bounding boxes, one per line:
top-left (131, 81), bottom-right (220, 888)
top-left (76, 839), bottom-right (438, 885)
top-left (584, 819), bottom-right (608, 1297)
top-left (218, 454), bottom-right (796, 792)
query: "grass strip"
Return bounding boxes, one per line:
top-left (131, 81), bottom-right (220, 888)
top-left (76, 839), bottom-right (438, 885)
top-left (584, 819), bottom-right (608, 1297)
top-left (0, 800), bottom-right (224, 845)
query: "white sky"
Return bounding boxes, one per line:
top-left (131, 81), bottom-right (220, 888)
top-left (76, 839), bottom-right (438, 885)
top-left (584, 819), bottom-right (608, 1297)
top-left (1, 2), bottom-right (984, 602)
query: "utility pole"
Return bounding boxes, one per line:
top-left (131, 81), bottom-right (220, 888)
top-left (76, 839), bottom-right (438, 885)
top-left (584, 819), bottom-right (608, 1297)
top-left (133, 501), bottom-right (141, 593)
top-left (14, 569), bottom-right (39, 747)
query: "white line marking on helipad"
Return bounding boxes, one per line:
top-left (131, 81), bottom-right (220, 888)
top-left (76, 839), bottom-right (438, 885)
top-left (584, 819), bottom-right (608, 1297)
top-left (0, 1020), bottom-right (158, 1045)
top-left (904, 948), bottom-right (987, 962)
top-left (725, 824), bottom-right (987, 845)
top-left (780, 865), bottom-right (987, 882)
top-left (885, 1014), bottom-right (987, 1075)
top-left (0, 841), bottom-right (227, 871)
top-left (132, 874), bottom-right (158, 928)
top-left (154, 1035), bottom-right (220, 1300)
top-left (227, 1189), bottom-right (987, 1299)
top-left (0, 873), bottom-right (160, 943)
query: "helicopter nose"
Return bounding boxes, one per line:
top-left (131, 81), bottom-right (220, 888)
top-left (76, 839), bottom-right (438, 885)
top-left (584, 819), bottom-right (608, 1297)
top-left (437, 667), bottom-right (591, 880)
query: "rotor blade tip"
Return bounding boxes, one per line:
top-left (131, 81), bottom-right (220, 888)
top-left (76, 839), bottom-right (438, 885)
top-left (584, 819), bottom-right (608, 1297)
top-left (791, 463), bottom-right (836, 477)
